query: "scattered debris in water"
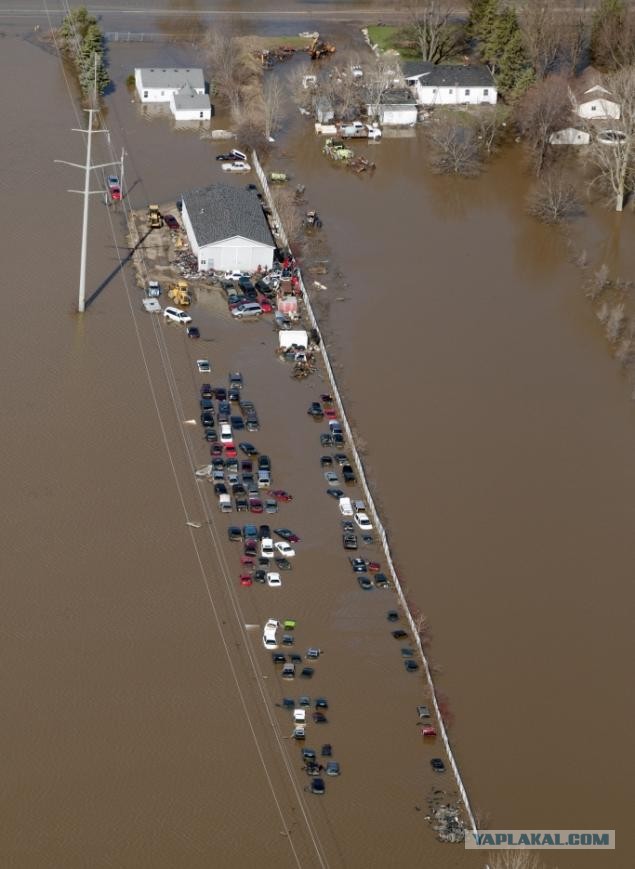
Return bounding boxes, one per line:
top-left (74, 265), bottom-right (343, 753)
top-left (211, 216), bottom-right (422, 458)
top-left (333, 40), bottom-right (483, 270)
top-left (425, 790), bottom-right (466, 844)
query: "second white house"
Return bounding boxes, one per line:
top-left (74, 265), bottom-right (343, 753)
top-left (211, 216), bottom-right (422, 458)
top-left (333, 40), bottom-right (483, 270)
top-left (181, 184), bottom-right (275, 273)
top-left (405, 61), bottom-right (497, 107)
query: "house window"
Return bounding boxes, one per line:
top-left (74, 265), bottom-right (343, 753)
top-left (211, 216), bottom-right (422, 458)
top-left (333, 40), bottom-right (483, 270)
top-left (143, 91), bottom-right (148, 98)
top-left (465, 89), bottom-right (470, 96)
top-left (591, 105), bottom-right (596, 111)
top-left (161, 91), bottom-right (165, 96)
top-left (200, 112), bottom-right (203, 118)
top-left (448, 88), bottom-right (453, 94)
top-left (432, 87), bottom-right (437, 93)
top-left (484, 88), bottom-right (489, 96)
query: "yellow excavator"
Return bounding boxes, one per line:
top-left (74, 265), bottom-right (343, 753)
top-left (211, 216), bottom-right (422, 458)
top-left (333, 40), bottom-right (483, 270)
top-left (147, 204), bottom-right (163, 229)
top-left (167, 280), bottom-right (191, 306)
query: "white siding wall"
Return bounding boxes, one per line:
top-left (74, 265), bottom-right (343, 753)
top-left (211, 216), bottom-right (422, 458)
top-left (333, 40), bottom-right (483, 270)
top-left (198, 236), bottom-right (274, 273)
top-left (576, 98), bottom-right (620, 120)
top-left (169, 95), bottom-right (211, 121)
top-left (134, 71), bottom-right (204, 104)
top-left (181, 202), bottom-right (199, 256)
top-left (411, 81), bottom-right (497, 106)
top-left (380, 106), bottom-right (418, 126)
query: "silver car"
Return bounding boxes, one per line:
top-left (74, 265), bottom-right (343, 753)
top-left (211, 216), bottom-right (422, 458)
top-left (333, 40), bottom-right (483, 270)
top-left (232, 302), bottom-right (263, 319)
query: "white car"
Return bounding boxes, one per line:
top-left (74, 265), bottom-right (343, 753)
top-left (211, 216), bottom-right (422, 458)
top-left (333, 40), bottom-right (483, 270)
top-left (224, 270), bottom-right (247, 281)
top-left (354, 512), bottom-right (373, 531)
top-left (147, 280), bottom-right (161, 297)
top-left (262, 618), bottom-right (279, 649)
top-left (163, 306), bottom-right (192, 324)
top-left (274, 541), bottom-right (295, 558)
top-left (222, 161), bottom-right (251, 172)
top-left (197, 359), bottom-right (211, 373)
top-left (220, 423), bottom-right (233, 444)
top-left (142, 298), bottom-right (161, 313)
top-left (266, 572), bottom-right (282, 587)
top-left (339, 497), bottom-right (353, 516)
top-left (260, 537), bottom-right (275, 559)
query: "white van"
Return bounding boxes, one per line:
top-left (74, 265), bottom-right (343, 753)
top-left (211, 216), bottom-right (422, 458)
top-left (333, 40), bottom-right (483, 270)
top-left (230, 148), bottom-right (247, 161)
top-left (218, 493), bottom-right (232, 513)
top-left (262, 618), bottom-right (279, 649)
top-left (339, 496), bottom-right (353, 516)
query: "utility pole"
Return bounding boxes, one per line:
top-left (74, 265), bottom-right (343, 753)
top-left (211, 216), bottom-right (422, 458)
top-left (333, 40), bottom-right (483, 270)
top-left (55, 110), bottom-right (121, 313)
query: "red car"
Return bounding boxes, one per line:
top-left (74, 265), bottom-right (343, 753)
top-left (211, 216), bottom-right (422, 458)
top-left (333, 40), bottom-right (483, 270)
top-left (324, 408), bottom-right (337, 419)
top-left (257, 294), bottom-right (273, 313)
top-left (110, 186), bottom-right (122, 202)
top-left (239, 573), bottom-right (253, 586)
top-left (224, 444), bottom-right (237, 458)
top-left (210, 444), bottom-right (223, 458)
top-left (163, 213), bottom-right (179, 231)
top-left (367, 561), bottom-right (381, 573)
top-left (240, 555), bottom-right (254, 566)
top-left (269, 490), bottom-right (293, 502)
top-left (249, 497), bottom-right (264, 513)
top-left (244, 540), bottom-right (257, 556)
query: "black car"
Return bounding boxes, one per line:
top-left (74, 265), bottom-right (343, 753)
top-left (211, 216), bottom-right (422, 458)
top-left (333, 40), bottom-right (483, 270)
top-left (333, 453), bottom-right (349, 466)
top-left (312, 711), bottom-right (327, 724)
top-left (232, 483), bottom-right (246, 496)
top-left (308, 402), bottom-right (324, 419)
top-left (315, 698), bottom-right (328, 710)
top-left (200, 398), bottom-right (214, 413)
top-left (326, 488), bottom-right (344, 500)
top-left (320, 743), bottom-right (332, 757)
top-left (258, 455), bottom-right (271, 471)
top-left (276, 557), bottom-right (292, 571)
top-left (349, 557), bottom-right (368, 572)
top-left (218, 401), bottom-right (231, 421)
top-left (216, 153), bottom-right (234, 161)
top-left (320, 455), bottom-right (333, 468)
top-left (201, 411), bottom-right (214, 427)
top-left (342, 464), bottom-right (356, 483)
top-left (401, 647), bottom-right (415, 658)
top-left (186, 326), bottom-right (200, 339)
top-left (253, 569), bottom-right (267, 584)
top-left (272, 652), bottom-right (286, 663)
top-left (274, 528), bottom-right (299, 542)
top-left (320, 433), bottom-right (334, 447)
top-left (332, 433), bottom-right (345, 447)
top-left (235, 498), bottom-right (249, 512)
top-left (227, 526), bottom-right (242, 542)
top-left (374, 573), bottom-right (389, 588)
top-left (228, 387), bottom-right (241, 403)
top-left (386, 610), bottom-right (400, 622)
top-left (357, 575), bottom-right (373, 590)
top-left (343, 533), bottom-right (358, 550)
top-left (259, 524), bottom-right (271, 539)
top-left (200, 383), bottom-right (213, 399)
top-left (240, 399), bottom-right (255, 414)
top-left (230, 415), bottom-right (245, 431)
top-left (213, 483), bottom-right (228, 495)
top-left (430, 758), bottom-right (446, 773)
top-left (309, 778), bottom-right (325, 795)
top-left (246, 415), bottom-right (260, 432)
top-left (300, 667), bottom-right (314, 679)
top-left (203, 427), bottom-right (217, 442)
top-left (392, 629), bottom-right (409, 640)
top-left (238, 442), bottom-right (258, 456)
top-left (404, 659), bottom-right (419, 672)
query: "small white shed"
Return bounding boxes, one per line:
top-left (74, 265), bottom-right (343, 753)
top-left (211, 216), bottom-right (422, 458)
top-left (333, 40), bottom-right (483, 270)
top-left (367, 89), bottom-right (417, 126)
top-left (181, 184), bottom-right (275, 273)
top-left (549, 127), bottom-right (590, 145)
top-left (170, 83), bottom-right (211, 121)
top-left (278, 330), bottom-right (308, 350)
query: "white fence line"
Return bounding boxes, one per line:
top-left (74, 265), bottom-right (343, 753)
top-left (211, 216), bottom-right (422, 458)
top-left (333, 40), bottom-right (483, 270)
top-left (252, 149), bottom-right (477, 835)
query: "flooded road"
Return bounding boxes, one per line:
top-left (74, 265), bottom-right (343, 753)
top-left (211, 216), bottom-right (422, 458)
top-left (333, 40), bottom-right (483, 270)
top-left (2, 4), bottom-right (633, 867)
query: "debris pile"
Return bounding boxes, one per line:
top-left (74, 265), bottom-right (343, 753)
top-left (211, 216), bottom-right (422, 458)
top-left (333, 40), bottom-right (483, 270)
top-left (425, 791), bottom-right (466, 844)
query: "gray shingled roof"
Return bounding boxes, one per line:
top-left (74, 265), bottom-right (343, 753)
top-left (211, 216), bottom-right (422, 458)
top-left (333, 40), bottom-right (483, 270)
top-left (404, 62), bottom-right (494, 88)
top-left (182, 184), bottom-right (274, 248)
top-left (136, 67), bottom-right (205, 90)
top-left (380, 88), bottom-right (416, 106)
top-left (172, 83), bottom-right (210, 111)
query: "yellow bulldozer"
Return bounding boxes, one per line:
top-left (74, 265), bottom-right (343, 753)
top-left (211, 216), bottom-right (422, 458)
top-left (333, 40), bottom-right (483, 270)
top-left (167, 280), bottom-right (191, 306)
top-left (147, 204), bottom-right (163, 229)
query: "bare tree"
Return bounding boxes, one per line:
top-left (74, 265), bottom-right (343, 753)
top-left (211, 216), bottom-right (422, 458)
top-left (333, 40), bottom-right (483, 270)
top-left (487, 852), bottom-right (550, 869)
top-left (474, 104), bottom-right (510, 155)
top-left (427, 115), bottom-right (482, 176)
top-left (263, 75), bottom-right (283, 141)
top-left (516, 74), bottom-right (572, 175)
top-left (606, 302), bottom-right (626, 342)
top-left (271, 187), bottom-right (303, 248)
top-left (202, 29), bottom-right (262, 120)
top-left (527, 172), bottom-right (582, 223)
top-left (519, 0), bottom-right (561, 78)
top-left (365, 54), bottom-right (402, 121)
top-left (406, 1), bottom-right (464, 64)
top-left (586, 263), bottom-right (611, 300)
top-left (559, 8), bottom-right (588, 74)
top-left (590, 0), bottom-right (635, 71)
top-left (586, 66), bottom-right (635, 211)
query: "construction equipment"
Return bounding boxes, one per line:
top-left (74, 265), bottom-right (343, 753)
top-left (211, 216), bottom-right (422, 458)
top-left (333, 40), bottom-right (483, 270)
top-left (167, 280), bottom-right (192, 306)
top-left (147, 204), bottom-right (163, 229)
top-left (308, 36), bottom-right (336, 60)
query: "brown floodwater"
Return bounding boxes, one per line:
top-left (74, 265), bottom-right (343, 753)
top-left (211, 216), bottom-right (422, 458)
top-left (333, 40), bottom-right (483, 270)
top-left (2, 7), bottom-right (634, 868)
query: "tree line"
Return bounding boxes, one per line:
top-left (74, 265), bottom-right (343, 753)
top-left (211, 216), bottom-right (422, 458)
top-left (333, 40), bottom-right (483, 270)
top-left (57, 6), bottom-right (109, 102)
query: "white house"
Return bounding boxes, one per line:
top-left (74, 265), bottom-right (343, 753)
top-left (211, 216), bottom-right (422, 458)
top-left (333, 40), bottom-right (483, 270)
top-left (404, 61), bottom-right (497, 106)
top-left (549, 127), bottom-right (590, 146)
top-left (181, 184), bottom-right (275, 273)
top-left (170, 83), bottom-right (212, 121)
top-left (134, 67), bottom-right (211, 120)
top-left (571, 68), bottom-right (620, 120)
top-left (366, 89), bottom-right (418, 126)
